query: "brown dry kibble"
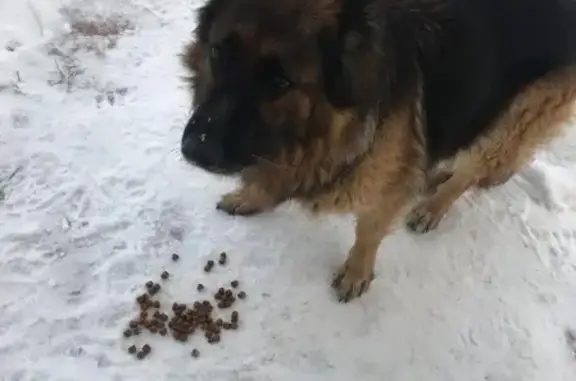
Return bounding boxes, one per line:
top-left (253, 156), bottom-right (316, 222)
top-left (128, 345), bottom-right (137, 354)
top-left (148, 286), bottom-right (159, 296)
top-left (145, 281), bottom-right (154, 289)
top-left (191, 349), bottom-right (200, 358)
top-left (231, 311), bottom-right (239, 323)
top-left (129, 320), bottom-right (138, 329)
top-left (225, 289), bottom-right (233, 298)
top-left (153, 300), bottom-right (160, 308)
top-left (136, 351), bottom-right (147, 360)
top-left (123, 329), bottom-right (132, 338)
top-left (132, 327), bottom-right (141, 335)
top-left (140, 311), bottom-right (148, 320)
top-left (204, 259), bottom-right (216, 272)
top-left (231, 322), bottom-right (238, 330)
top-left (161, 271), bottom-right (170, 280)
top-left (136, 294), bottom-right (148, 304)
top-left (142, 344), bottom-right (151, 353)
top-left (172, 253), bottom-right (179, 261)
top-left (159, 328), bottom-right (167, 336)
top-left (237, 291), bottom-right (247, 299)
top-left (197, 283), bottom-right (205, 291)
top-left (216, 318), bottom-right (223, 327)
top-left (223, 322), bottom-right (232, 330)
top-left (231, 280), bottom-right (239, 289)
top-left (218, 252), bottom-right (227, 265)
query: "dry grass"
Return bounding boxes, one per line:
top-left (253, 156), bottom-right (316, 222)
top-left (55, 6), bottom-right (135, 57)
top-left (45, 6), bottom-right (135, 92)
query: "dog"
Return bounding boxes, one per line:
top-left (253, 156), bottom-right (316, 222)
top-left (179, 0), bottom-right (576, 302)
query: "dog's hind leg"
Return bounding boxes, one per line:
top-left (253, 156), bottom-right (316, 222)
top-left (406, 65), bottom-right (576, 233)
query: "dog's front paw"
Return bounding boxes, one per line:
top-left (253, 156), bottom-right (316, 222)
top-left (405, 201), bottom-right (445, 234)
top-left (216, 190), bottom-right (265, 216)
top-left (216, 185), bottom-right (279, 216)
top-left (331, 261), bottom-right (375, 303)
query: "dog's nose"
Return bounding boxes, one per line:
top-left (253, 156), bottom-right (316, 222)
top-left (181, 126), bottom-right (224, 169)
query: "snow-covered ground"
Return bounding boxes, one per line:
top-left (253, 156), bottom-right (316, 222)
top-left (1, 0), bottom-right (576, 380)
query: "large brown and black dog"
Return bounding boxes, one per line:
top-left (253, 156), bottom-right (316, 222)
top-left (179, 0), bottom-right (576, 302)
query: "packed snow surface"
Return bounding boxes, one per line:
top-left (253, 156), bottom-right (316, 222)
top-left (1, 1), bottom-right (576, 380)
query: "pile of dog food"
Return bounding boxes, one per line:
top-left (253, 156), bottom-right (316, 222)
top-left (122, 252), bottom-right (247, 359)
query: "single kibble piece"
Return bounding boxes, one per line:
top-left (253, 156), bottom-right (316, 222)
top-left (230, 280), bottom-right (239, 289)
top-left (216, 318), bottom-right (223, 327)
top-left (123, 329), bottom-right (132, 338)
top-left (140, 311), bottom-right (148, 320)
top-left (231, 311), bottom-right (239, 323)
top-left (191, 349), bottom-right (200, 358)
top-left (142, 344), bottom-right (151, 353)
top-left (172, 253), bottom-right (180, 262)
top-left (237, 291), bottom-right (247, 299)
top-left (159, 328), bottom-right (167, 336)
top-left (231, 322), bottom-right (238, 330)
top-left (136, 294), bottom-right (148, 304)
top-left (197, 283), bottom-right (205, 291)
top-left (153, 283), bottom-right (161, 292)
top-left (153, 300), bottom-right (160, 309)
top-left (223, 322), bottom-right (232, 330)
top-left (136, 351), bottom-right (146, 360)
top-left (128, 345), bottom-right (137, 354)
top-left (225, 289), bottom-right (233, 298)
top-left (129, 320), bottom-right (138, 329)
top-left (161, 271), bottom-right (169, 280)
top-left (145, 281), bottom-right (154, 289)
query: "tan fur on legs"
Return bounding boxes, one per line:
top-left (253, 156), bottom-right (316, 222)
top-left (216, 183), bottom-right (279, 216)
top-left (332, 191), bottom-right (412, 302)
top-left (407, 65), bottom-right (576, 233)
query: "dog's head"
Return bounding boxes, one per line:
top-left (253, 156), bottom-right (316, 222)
top-left (180, 0), bottom-right (390, 175)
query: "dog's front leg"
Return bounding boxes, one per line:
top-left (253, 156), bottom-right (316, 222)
top-left (332, 194), bottom-right (410, 303)
top-left (217, 182), bottom-right (282, 216)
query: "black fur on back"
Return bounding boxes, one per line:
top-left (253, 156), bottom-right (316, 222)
top-left (325, 0), bottom-right (576, 164)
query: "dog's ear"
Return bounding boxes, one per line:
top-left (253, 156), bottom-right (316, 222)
top-left (196, 0), bottom-right (231, 43)
top-left (319, 29), bottom-right (355, 108)
top-left (319, 4), bottom-right (381, 110)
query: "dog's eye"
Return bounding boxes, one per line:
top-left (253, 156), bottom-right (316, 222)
top-left (210, 46), bottom-right (219, 61)
top-left (272, 75), bottom-right (291, 91)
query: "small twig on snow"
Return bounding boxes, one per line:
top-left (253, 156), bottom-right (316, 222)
top-left (27, 0), bottom-right (45, 37)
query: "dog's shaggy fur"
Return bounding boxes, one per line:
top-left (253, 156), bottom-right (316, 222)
top-left (180, 0), bottom-right (576, 302)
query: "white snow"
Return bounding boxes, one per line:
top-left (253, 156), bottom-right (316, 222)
top-left (1, 0), bottom-right (576, 380)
